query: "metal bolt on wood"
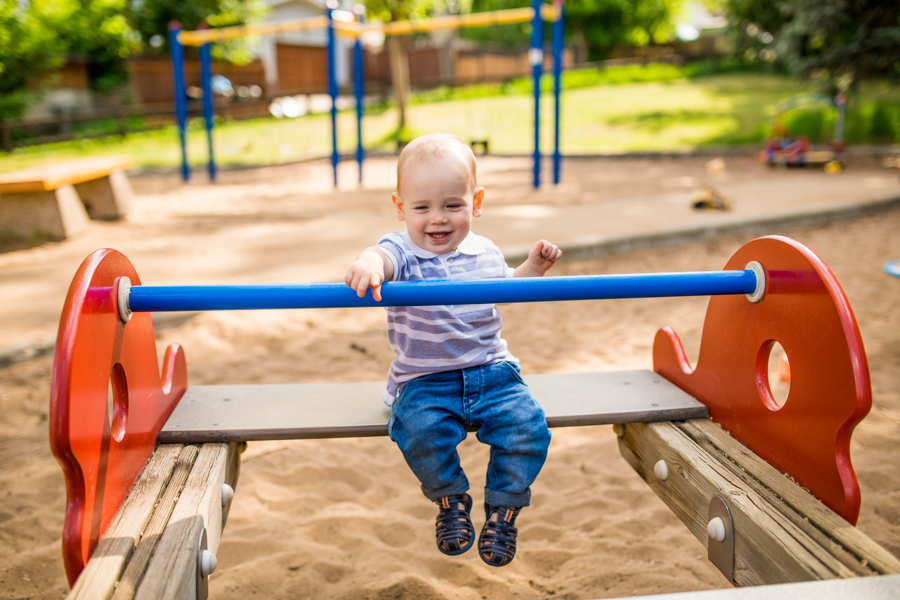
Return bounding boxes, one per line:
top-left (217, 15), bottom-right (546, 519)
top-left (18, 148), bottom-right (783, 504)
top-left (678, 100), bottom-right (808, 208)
top-left (654, 459), bottom-right (669, 481)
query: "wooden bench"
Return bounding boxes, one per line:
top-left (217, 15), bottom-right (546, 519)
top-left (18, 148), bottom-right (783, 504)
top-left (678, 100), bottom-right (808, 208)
top-left (0, 155), bottom-right (133, 241)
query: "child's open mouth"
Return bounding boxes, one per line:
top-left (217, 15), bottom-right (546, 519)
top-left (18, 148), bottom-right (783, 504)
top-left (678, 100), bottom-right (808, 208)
top-left (426, 232), bottom-right (451, 243)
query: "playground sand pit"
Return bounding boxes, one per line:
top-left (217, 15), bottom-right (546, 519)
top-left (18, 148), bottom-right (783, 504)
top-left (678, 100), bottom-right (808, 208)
top-left (0, 155), bottom-right (899, 599)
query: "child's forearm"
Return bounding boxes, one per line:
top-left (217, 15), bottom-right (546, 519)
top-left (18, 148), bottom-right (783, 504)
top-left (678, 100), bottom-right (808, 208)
top-left (513, 262), bottom-right (547, 278)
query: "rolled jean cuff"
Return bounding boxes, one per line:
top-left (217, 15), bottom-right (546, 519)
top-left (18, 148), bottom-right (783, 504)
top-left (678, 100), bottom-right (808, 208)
top-left (485, 487), bottom-right (531, 508)
top-left (421, 474), bottom-right (470, 502)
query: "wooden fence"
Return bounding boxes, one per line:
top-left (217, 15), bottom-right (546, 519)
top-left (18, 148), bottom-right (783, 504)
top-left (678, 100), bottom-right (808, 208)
top-left (0, 45), bottom-right (574, 151)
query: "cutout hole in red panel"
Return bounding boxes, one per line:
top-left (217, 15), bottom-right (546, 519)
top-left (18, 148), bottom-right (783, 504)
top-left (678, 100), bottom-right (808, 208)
top-left (109, 363), bottom-right (128, 443)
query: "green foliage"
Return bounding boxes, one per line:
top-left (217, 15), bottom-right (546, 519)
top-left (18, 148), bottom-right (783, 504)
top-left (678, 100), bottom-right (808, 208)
top-left (723, 0), bottom-right (900, 88)
top-left (365, 0), bottom-right (435, 22)
top-left (52, 0), bottom-right (141, 91)
top-left (0, 0), bottom-right (65, 119)
top-left (781, 108), bottom-right (828, 142)
top-left (779, 0), bottom-right (900, 89)
top-left (402, 63), bottom-right (690, 106)
top-left (776, 100), bottom-right (900, 144)
top-left (721, 0), bottom-right (788, 61)
top-left (459, 0), bottom-right (530, 48)
top-left (132, 0), bottom-right (269, 65)
top-left (458, 0), bottom-right (683, 59)
top-left (565, 0), bottom-right (684, 60)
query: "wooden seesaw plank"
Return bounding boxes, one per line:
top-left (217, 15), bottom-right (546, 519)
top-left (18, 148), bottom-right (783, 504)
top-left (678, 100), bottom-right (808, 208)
top-left (158, 370), bottom-right (707, 443)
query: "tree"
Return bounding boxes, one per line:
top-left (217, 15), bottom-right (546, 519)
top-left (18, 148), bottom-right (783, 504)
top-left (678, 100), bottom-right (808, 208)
top-left (55, 0), bottom-right (141, 91)
top-left (0, 0), bottom-right (66, 120)
top-left (720, 0), bottom-right (791, 65)
top-left (365, 0), bottom-right (435, 133)
top-left (779, 0), bottom-right (900, 90)
top-left (131, 0), bottom-right (269, 65)
top-left (461, 0), bottom-right (530, 49)
top-left (723, 0), bottom-right (900, 90)
top-left (463, 0), bottom-right (684, 62)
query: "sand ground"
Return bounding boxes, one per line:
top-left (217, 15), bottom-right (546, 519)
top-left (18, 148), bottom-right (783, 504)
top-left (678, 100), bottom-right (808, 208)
top-left (0, 155), bottom-right (899, 599)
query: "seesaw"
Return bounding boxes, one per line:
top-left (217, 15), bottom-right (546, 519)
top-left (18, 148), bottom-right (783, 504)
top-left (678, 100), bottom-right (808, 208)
top-left (51, 235), bottom-right (900, 599)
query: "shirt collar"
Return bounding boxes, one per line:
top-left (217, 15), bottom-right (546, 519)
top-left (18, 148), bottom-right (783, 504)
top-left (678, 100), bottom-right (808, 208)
top-left (401, 231), bottom-right (486, 259)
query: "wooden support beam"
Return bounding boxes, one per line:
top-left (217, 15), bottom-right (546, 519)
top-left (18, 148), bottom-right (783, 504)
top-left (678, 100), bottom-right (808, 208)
top-left (67, 445), bottom-right (188, 600)
top-left (66, 443), bottom-right (241, 600)
top-left (617, 420), bottom-right (900, 587)
top-left (133, 443), bottom-right (241, 600)
top-left (110, 445), bottom-right (200, 600)
top-left (630, 574), bottom-right (900, 600)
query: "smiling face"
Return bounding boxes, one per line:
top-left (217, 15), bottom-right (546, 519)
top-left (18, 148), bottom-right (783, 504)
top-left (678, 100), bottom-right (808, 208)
top-left (393, 138), bottom-right (484, 254)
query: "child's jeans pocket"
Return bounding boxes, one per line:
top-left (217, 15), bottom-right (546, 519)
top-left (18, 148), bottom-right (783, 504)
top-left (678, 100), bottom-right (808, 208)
top-left (499, 361), bottom-right (527, 386)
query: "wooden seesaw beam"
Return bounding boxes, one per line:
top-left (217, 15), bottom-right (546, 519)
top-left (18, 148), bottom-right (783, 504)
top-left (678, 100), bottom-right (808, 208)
top-left (51, 236), bottom-right (900, 599)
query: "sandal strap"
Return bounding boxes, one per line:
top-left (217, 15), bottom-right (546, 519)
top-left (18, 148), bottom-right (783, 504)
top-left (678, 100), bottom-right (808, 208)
top-left (479, 504), bottom-right (522, 566)
top-left (435, 493), bottom-right (474, 555)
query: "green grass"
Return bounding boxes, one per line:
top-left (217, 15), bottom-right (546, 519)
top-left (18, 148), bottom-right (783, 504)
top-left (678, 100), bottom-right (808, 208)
top-left (1, 68), bottom-right (897, 173)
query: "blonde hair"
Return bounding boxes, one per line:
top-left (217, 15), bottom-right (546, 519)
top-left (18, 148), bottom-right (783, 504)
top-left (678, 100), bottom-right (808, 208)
top-left (397, 133), bottom-right (478, 195)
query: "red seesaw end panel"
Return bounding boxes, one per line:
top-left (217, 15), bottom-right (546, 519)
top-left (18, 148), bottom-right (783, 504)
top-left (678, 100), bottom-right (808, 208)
top-left (653, 235), bottom-right (871, 525)
top-left (49, 249), bottom-right (187, 585)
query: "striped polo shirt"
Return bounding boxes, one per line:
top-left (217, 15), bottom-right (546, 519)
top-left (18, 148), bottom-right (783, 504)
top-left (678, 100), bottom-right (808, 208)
top-left (376, 231), bottom-right (518, 406)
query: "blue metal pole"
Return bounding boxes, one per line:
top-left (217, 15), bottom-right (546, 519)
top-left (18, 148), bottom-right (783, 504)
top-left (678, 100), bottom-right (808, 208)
top-left (128, 270), bottom-right (759, 312)
top-left (354, 27), bottom-right (365, 184)
top-left (530, 0), bottom-right (544, 189)
top-left (551, 1), bottom-right (564, 185)
top-left (199, 39), bottom-right (217, 182)
top-left (168, 22), bottom-right (189, 182)
top-left (326, 0), bottom-right (340, 188)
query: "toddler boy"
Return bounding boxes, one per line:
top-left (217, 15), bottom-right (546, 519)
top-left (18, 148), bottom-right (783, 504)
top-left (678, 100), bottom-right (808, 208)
top-left (344, 133), bottom-right (561, 566)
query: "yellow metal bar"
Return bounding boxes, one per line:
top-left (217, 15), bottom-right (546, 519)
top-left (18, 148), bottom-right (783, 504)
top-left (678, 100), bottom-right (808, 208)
top-left (179, 15), bottom-right (329, 45)
top-left (540, 4), bottom-right (561, 21)
top-left (178, 4), bottom-right (561, 45)
top-left (381, 7), bottom-right (533, 35)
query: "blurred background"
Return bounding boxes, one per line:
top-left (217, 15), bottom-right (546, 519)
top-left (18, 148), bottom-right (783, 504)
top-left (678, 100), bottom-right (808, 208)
top-left (0, 0), bottom-right (897, 171)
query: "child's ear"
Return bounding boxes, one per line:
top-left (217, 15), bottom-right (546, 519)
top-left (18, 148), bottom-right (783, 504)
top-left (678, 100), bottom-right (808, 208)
top-left (392, 192), bottom-right (405, 222)
top-left (472, 188), bottom-right (485, 218)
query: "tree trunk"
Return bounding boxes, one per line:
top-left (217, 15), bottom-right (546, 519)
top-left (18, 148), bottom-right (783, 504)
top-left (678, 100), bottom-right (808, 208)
top-left (387, 35), bottom-right (410, 133)
top-left (573, 29), bottom-right (588, 65)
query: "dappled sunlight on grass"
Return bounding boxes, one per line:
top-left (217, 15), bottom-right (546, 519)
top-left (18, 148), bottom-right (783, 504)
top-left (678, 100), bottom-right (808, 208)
top-left (0, 72), bottom-right (895, 173)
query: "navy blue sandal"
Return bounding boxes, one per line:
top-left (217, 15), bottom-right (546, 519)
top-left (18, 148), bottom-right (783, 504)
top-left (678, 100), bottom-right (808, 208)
top-left (435, 493), bottom-right (474, 556)
top-left (478, 504), bottom-right (522, 567)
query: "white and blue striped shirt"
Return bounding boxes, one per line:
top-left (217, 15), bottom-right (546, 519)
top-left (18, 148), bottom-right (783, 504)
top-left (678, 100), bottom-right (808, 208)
top-left (377, 231), bottom-right (518, 406)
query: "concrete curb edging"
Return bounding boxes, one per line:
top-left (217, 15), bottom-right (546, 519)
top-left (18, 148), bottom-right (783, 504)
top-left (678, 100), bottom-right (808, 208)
top-left (504, 194), bottom-right (900, 264)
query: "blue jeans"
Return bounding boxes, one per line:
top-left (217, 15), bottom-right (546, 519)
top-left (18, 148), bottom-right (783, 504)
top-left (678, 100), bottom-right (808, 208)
top-left (388, 361), bottom-right (551, 507)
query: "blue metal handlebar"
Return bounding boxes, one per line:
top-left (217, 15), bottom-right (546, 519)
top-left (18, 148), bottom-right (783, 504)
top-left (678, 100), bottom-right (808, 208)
top-left (127, 270), bottom-right (759, 313)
